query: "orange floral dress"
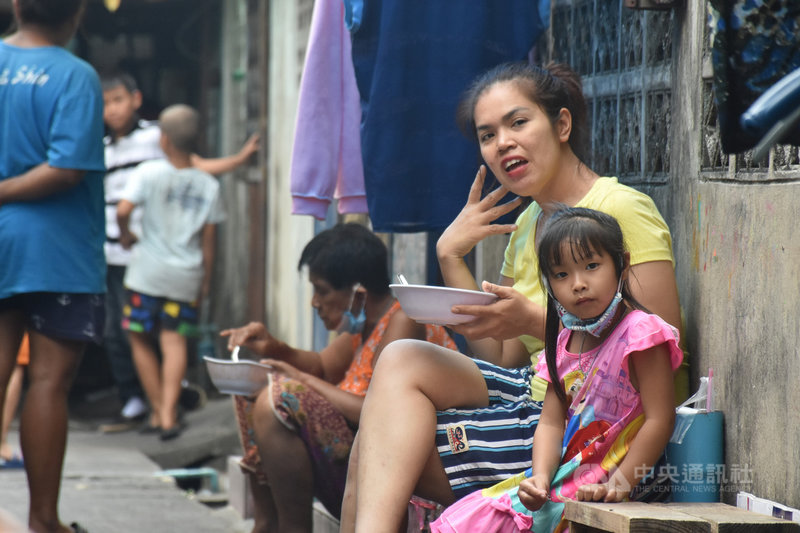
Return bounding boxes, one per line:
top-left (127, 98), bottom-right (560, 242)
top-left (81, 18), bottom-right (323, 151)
top-left (234, 301), bottom-right (456, 518)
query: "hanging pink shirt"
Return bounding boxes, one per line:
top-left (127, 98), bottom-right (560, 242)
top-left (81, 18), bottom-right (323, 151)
top-left (290, 0), bottom-right (367, 219)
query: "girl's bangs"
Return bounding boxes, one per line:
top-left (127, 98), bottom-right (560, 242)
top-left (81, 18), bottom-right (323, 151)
top-left (540, 217), bottom-right (609, 275)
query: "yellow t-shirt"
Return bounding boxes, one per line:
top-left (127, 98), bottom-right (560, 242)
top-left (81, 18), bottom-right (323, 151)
top-left (500, 177), bottom-right (684, 401)
top-left (500, 177), bottom-right (675, 353)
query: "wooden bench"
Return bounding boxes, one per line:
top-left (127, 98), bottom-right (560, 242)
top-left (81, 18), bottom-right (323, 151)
top-left (564, 501), bottom-right (800, 533)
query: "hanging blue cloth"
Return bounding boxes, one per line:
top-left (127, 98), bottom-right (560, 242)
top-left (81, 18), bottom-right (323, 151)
top-left (708, 0), bottom-right (800, 154)
top-left (347, 0), bottom-right (550, 232)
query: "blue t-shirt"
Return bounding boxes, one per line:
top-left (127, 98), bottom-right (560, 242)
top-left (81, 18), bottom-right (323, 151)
top-left (0, 42), bottom-right (106, 298)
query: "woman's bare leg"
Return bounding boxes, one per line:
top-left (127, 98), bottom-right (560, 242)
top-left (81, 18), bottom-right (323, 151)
top-left (252, 392), bottom-right (314, 533)
top-left (248, 471), bottom-right (278, 533)
top-left (414, 444), bottom-right (458, 505)
top-left (353, 339), bottom-right (489, 533)
top-left (341, 432), bottom-right (455, 533)
top-left (23, 330), bottom-right (84, 533)
top-left (339, 435), bottom-right (359, 533)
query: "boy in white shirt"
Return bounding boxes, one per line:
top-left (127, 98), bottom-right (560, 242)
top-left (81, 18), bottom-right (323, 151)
top-left (101, 73), bottom-right (258, 430)
top-left (117, 104), bottom-right (226, 440)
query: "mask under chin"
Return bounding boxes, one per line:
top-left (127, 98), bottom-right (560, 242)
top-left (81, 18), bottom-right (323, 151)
top-left (336, 309), bottom-right (366, 335)
top-left (336, 285), bottom-right (366, 334)
top-left (555, 291), bottom-right (623, 337)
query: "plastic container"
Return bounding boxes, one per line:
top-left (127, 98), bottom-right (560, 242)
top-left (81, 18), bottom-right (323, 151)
top-left (666, 410), bottom-right (724, 502)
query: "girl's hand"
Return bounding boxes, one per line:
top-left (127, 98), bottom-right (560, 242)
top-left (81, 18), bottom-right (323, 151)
top-left (220, 321), bottom-right (281, 357)
top-left (518, 473), bottom-right (551, 511)
top-left (575, 482), bottom-right (630, 503)
top-left (436, 166), bottom-right (521, 263)
top-left (450, 282), bottom-right (539, 341)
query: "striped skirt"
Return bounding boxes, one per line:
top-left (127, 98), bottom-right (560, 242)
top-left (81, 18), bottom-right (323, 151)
top-left (436, 359), bottom-right (544, 499)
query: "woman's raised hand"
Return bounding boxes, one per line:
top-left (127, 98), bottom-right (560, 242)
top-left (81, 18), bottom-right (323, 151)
top-left (220, 321), bottom-right (279, 357)
top-left (436, 166), bottom-right (522, 263)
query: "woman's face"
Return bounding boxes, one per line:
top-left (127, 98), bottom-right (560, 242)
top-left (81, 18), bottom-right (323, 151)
top-left (308, 273), bottom-right (354, 331)
top-left (473, 81), bottom-right (569, 200)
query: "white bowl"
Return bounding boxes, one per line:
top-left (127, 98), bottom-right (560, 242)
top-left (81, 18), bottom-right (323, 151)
top-left (389, 284), bottom-right (498, 325)
top-left (203, 356), bottom-right (273, 396)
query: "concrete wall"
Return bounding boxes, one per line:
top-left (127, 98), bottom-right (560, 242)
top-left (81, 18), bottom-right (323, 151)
top-left (213, 0), bottom-right (255, 334)
top-left (264, 0), bottom-right (316, 349)
top-left (670, 2), bottom-right (800, 507)
top-left (213, 0), bottom-right (315, 353)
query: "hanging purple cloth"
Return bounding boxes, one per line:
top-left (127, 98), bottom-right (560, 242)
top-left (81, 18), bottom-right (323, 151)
top-left (290, 0), bottom-right (368, 219)
top-left (347, 0), bottom-right (550, 232)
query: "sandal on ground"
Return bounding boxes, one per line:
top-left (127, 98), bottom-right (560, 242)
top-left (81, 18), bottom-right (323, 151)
top-left (159, 421), bottom-right (186, 441)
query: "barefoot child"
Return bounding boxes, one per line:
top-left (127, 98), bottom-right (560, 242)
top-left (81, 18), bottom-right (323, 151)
top-left (431, 206), bottom-right (683, 532)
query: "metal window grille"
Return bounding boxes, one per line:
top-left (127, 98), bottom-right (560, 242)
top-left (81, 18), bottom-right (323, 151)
top-left (550, 0), bottom-right (674, 197)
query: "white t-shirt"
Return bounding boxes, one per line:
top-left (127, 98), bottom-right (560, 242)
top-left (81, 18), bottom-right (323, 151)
top-left (121, 159), bottom-right (226, 302)
top-left (104, 121), bottom-right (164, 266)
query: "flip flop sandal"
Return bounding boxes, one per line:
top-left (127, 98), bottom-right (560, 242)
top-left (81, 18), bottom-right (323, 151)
top-left (159, 420), bottom-right (187, 441)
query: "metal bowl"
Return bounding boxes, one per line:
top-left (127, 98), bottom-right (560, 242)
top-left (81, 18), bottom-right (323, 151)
top-left (203, 356), bottom-right (272, 396)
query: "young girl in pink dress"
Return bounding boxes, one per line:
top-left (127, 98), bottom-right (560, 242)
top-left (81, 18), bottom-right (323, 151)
top-left (432, 206), bottom-right (683, 533)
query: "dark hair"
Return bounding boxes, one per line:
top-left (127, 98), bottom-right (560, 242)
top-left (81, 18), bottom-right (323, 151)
top-left (100, 72), bottom-right (139, 94)
top-left (16, 0), bottom-right (85, 28)
top-left (537, 206), bottom-right (646, 405)
top-left (298, 223), bottom-right (391, 296)
top-left (456, 62), bottom-right (588, 163)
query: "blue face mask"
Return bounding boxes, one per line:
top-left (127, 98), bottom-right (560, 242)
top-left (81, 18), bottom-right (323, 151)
top-left (555, 290), bottom-right (623, 337)
top-left (336, 285), bottom-right (366, 335)
top-left (545, 277), bottom-right (624, 337)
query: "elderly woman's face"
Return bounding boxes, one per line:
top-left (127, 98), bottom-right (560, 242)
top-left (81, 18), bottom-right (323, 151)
top-left (308, 273), bottom-right (354, 331)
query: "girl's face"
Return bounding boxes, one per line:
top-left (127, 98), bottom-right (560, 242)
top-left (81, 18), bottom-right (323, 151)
top-left (547, 242), bottom-right (621, 320)
top-left (308, 274), bottom-right (355, 331)
top-left (473, 81), bottom-right (570, 199)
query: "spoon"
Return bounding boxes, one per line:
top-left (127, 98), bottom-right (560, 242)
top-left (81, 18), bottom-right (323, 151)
top-left (231, 345), bottom-right (240, 362)
top-left (397, 274), bottom-right (409, 285)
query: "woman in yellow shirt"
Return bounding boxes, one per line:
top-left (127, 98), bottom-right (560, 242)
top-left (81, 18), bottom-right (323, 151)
top-left (342, 62), bottom-right (683, 533)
